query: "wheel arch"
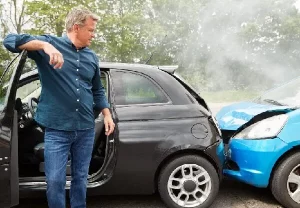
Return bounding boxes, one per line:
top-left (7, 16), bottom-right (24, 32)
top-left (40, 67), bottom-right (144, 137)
top-left (153, 149), bottom-right (220, 192)
top-left (269, 145), bottom-right (300, 186)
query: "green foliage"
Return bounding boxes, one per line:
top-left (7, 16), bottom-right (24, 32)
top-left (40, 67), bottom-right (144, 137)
top-left (93, 0), bottom-right (165, 63)
top-left (1, 0), bottom-right (300, 94)
top-left (0, 42), bottom-right (11, 74)
top-left (24, 0), bottom-right (99, 36)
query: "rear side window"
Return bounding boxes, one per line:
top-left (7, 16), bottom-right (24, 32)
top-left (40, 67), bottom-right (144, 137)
top-left (112, 71), bottom-right (169, 105)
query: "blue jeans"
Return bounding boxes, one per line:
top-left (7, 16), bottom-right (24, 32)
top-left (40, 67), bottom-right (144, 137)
top-left (44, 128), bottom-right (95, 208)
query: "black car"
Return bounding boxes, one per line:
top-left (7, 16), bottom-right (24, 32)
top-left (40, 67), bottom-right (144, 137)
top-left (0, 51), bottom-right (225, 208)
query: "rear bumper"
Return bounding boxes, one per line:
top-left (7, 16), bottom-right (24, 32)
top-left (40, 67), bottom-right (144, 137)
top-left (204, 138), bottom-right (225, 179)
top-left (224, 137), bottom-right (288, 187)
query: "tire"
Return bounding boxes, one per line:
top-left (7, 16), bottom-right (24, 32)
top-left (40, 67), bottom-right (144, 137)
top-left (158, 154), bottom-right (219, 208)
top-left (271, 152), bottom-right (300, 208)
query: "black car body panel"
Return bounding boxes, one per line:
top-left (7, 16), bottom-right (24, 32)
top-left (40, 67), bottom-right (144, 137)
top-left (87, 66), bottom-right (223, 195)
top-left (0, 51), bottom-right (28, 207)
top-left (90, 117), bottom-right (217, 195)
top-left (0, 54), bottom-right (224, 207)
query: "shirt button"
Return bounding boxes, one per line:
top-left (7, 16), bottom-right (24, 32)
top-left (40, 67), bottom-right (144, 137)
top-left (76, 109), bottom-right (78, 111)
top-left (76, 78), bottom-right (78, 81)
top-left (77, 89), bottom-right (79, 91)
top-left (77, 60), bottom-right (79, 62)
top-left (77, 69), bottom-right (79, 71)
top-left (77, 99), bottom-right (79, 102)
top-left (77, 50), bottom-right (79, 52)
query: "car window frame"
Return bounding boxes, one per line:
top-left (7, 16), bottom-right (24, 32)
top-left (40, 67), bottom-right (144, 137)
top-left (100, 70), bottom-right (111, 104)
top-left (0, 54), bottom-right (25, 112)
top-left (111, 69), bottom-right (172, 107)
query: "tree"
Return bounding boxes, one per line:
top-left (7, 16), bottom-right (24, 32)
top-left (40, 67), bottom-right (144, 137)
top-left (239, 0), bottom-right (300, 87)
top-left (92, 0), bottom-right (164, 63)
top-left (24, 0), bottom-right (166, 64)
top-left (1, 0), bottom-right (30, 34)
top-left (25, 0), bottom-right (100, 36)
top-left (2, 0), bottom-right (300, 93)
top-left (0, 1), bottom-right (16, 74)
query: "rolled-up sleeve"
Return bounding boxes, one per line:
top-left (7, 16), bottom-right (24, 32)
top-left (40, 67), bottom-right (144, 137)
top-left (3, 34), bottom-right (36, 53)
top-left (3, 34), bottom-right (53, 61)
top-left (92, 55), bottom-right (110, 111)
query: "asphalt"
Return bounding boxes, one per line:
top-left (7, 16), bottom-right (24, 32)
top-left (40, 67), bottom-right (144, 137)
top-left (16, 179), bottom-right (282, 208)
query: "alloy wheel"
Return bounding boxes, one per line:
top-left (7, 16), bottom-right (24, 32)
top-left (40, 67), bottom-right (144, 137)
top-left (167, 164), bottom-right (212, 207)
top-left (287, 164), bottom-right (300, 203)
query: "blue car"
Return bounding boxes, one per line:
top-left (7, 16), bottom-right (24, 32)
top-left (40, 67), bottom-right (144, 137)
top-left (216, 77), bottom-right (300, 208)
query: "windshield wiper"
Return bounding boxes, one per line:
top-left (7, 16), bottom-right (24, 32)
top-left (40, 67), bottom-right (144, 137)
top-left (263, 99), bottom-right (285, 106)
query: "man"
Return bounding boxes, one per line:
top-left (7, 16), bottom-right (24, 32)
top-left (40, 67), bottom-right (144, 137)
top-left (3, 7), bottom-right (115, 208)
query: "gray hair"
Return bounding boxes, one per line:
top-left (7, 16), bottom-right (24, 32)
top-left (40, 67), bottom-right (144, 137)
top-left (65, 7), bottom-right (99, 32)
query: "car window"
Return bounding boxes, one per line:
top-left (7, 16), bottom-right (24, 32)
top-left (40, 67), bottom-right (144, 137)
top-left (16, 80), bottom-right (41, 102)
top-left (112, 71), bottom-right (169, 105)
top-left (14, 72), bottom-right (107, 103)
top-left (0, 54), bottom-right (23, 111)
top-left (101, 75), bottom-right (108, 97)
top-left (257, 76), bottom-right (300, 106)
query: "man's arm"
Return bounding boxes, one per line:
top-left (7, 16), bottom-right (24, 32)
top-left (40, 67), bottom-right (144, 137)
top-left (92, 68), bottom-right (110, 112)
top-left (101, 108), bottom-right (111, 117)
top-left (3, 34), bottom-right (64, 69)
top-left (18, 39), bottom-right (50, 50)
top-left (19, 40), bottom-right (64, 69)
top-left (3, 34), bottom-right (36, 53)
top-left (91, 54), bottom-right (110, 112)
top-left (101, 108), bottom-right (114, 135)
top-left (92, 55), bottom-right (115, 135)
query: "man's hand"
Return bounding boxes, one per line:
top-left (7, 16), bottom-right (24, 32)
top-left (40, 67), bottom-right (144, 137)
top-left (17, 40), bottom-right (64, 69)
top-left (104, 115), bottom-right (115, 136)
top-left (43, 43), bottom-right (64, 69)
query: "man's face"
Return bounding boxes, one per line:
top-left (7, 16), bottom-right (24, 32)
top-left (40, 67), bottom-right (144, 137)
top-left (76, 17), bottom-right (97, 47)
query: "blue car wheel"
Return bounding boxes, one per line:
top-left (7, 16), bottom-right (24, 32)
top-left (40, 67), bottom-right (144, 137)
top-left (271, 152), bottom-right (300, 208)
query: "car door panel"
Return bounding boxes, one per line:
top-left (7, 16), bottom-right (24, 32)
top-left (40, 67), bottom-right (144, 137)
top-left (105, 103), bottom-right (209, 192)
top-left (116, 104), bottom-right (206, 121)
top-left (0, 51), bottom-right (27, 207)
top-left (10, 111), bottom-right (19, 207)
top-left (0, 135), bottom-right (10, 207)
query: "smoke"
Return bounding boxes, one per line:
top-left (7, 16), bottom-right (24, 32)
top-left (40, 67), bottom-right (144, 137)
top-left (174, 0), bottom-right (300, 91)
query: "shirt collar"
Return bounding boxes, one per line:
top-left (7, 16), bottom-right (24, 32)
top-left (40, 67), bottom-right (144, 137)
top-left (62, 34), bottom-right (86, 50)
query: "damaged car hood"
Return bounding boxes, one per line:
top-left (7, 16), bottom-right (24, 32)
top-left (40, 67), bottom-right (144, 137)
top-left (216, 101), bottom-right (295, 131)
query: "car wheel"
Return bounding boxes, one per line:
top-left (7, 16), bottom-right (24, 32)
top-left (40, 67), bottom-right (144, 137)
top-left (271, 152), bottom-right (300, 208)
top-left (158, 155), bottom-right (219, 208)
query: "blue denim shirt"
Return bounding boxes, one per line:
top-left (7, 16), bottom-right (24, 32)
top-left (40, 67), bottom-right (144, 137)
top-left (3, 34), bottom-right (110, 131)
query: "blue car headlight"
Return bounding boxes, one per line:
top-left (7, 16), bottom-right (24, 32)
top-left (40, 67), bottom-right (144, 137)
top-left (233, 114), bottom-right (288, 139)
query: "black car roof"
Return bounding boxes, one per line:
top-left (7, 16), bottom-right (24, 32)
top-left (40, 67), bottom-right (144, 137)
top-left (100, 62), bottom-right (158, 71)
top-left (101, 62), bottom-right (178, 74)
top-left (20, 62), bottom-right (177, 80)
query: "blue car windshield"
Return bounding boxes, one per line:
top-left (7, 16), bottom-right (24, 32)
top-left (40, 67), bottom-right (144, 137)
top-left (256, 76), bottom-right (300, 107)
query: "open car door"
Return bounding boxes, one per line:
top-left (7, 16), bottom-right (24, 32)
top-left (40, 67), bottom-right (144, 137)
top-left (0, 51), bottom-right (27, 208)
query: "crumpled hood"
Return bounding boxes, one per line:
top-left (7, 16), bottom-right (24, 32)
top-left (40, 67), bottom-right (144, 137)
top-left (216, 101), bottom-right (294, 131)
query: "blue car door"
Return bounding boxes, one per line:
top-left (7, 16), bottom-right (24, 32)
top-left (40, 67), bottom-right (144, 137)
top-left (0, 51), bottom-right (27, 208)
